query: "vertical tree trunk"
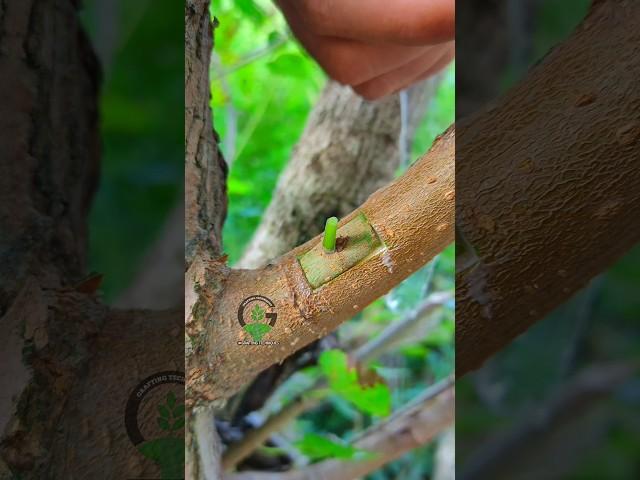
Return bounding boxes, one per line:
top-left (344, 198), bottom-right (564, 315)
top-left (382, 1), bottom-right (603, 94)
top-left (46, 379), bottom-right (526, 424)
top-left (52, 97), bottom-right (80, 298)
top-left (185, 0), bottom-right (228, 478)
top-left (1, 2), bottom-right (184, 479)
top-left (0, 0), bottom-right (101, 475)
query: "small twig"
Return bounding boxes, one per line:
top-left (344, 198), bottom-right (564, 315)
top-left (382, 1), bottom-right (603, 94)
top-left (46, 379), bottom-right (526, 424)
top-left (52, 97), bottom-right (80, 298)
top-left (212, 35), bottom-right (289, 80)
top-left (221, 396), bottom-right (318, 470)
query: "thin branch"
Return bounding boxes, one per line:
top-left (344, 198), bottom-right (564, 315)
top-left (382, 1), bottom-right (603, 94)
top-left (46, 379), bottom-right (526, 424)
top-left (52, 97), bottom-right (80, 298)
top-left (353, 291), bottom-right (452, 364)
top-left (460, 362), bottom-right (638, 480)
top-left (222, 396), bottom-right (319, 470)
top-left (225, 377), bottom-right (454, 480)
top-left (212, 35), bottom-right (289, 79)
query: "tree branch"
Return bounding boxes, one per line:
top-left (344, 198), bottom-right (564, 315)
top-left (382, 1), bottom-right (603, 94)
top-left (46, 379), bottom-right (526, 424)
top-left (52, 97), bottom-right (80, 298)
top-left (226, 377), bottom-right (454, 480)
top-left (186, 128), bottom-right (454, 405)
top-left (456, 0), bottom-right (640, 376)
top-left (238, 77), bottom-right (443, 269)
top-left (460, 362), bottom-right (637, 480)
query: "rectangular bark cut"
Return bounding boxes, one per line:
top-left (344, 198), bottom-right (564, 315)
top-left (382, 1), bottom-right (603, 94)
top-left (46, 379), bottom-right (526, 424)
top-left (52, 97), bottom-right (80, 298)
top-left (298, 212), bottom-right (385, 288)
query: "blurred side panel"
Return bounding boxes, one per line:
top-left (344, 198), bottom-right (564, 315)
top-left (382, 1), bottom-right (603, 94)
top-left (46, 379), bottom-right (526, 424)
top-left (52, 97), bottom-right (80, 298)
top-left (456, 1), bottom-right (640, 479)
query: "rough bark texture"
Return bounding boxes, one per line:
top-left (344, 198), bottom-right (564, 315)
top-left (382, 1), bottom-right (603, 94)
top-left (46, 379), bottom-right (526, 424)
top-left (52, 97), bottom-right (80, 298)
top-left (0, 2), bottom-right (186, 479)
top-left (0, 0), bottom-right (101, 310)
top-left (186, 128), bottom-right (455, 405)
top-left (185, 0), bottom-right (227, 266)
top-left (0, 0), bottom-right (102, 475)
top-left (238, 77), bottom-right (441, 269)
top-left (226, 382), bottom-right (454, 480)
top-left (456, 0), bottom-right (640, 376)
top-left (185, 1), bottom-right (228, 478)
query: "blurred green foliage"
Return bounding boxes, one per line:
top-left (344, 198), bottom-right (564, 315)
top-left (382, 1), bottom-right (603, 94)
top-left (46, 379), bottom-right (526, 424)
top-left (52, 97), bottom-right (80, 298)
top-left (212, 0), bottom-right (454, 265)
top-left (213, 1), bottom-right (454, 477)
top-left (81, 0), bottom-right (183, 301)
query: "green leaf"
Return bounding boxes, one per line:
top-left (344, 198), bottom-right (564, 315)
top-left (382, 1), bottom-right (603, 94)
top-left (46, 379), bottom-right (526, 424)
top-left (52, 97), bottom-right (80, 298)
top-left (296, 433), bottom-right (372, 461)
top-left (157, 417), bottom-right (170, 431)
top-left (172, 417), bottom-right (185, 431)
top-left (157, 404), bottom-right (170, 419)
top-left (319, 350), bottom-right (391, 417)
top-left (244, 323), bottom-right (272, 342)
top-left (173, 404), bottom-right (185, 418)
top-left (166, 390), bottom-right (176, 409)
top-left (250, 304), bottom-right (265, 322)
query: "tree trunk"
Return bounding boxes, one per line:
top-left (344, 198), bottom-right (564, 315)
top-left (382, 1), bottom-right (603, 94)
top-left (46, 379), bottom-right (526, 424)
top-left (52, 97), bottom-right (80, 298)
top-left (456, 0), bottom-right (640, 375)
top-left (0, 2), bottom-right (184, 479)
top-left (185, 0), bottom-right (228, 478)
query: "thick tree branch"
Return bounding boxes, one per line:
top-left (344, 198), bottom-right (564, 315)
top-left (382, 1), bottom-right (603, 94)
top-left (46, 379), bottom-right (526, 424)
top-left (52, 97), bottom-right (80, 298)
top-left (232, 75), bottom-right (442, 427)
top-left (226, 378), bottom-right (454, 480)
top-left (456, 0), bottom-right (640, 376)
top-left (186, 128), bottom-right (455, 405)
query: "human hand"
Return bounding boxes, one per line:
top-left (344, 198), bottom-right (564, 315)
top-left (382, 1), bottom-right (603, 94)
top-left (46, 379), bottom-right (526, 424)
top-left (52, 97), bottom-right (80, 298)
top-left (276, 0), bottom-right (455, 99)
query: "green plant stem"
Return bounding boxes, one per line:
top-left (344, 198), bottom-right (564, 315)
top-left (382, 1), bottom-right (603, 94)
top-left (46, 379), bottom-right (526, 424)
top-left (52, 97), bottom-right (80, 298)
top-left (323, 217), bottom-right (338, 252)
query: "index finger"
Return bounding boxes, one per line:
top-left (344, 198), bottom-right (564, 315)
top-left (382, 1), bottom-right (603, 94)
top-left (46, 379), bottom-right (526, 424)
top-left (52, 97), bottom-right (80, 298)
top-left (282, 0), bottom-right (455, 45)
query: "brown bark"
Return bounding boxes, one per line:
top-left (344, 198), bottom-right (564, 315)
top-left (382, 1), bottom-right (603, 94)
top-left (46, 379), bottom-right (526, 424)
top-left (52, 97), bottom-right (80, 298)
top-left (456, 0), bottom-right (640, 376)
top-left (226, 380), bottom-right (454, 480)
top-left (185, 1), bottom-right (228, 479)
top-left (185, 0), bottom-right (227, 266)
top-left (0, 2), bottom-right (185, 479)
top-left (0, 0), bottom-right (101, 309)
top-left (0, 0), bottom-right (102, 475)
top-left (186, 128), bottom-right (455, 405)
top-left (238, 77), bottom-right (442, 269)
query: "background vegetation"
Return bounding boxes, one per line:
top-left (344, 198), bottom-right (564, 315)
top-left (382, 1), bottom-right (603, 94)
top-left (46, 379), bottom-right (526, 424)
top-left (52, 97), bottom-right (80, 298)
top-left (81, 0), bottom-right (183, 301)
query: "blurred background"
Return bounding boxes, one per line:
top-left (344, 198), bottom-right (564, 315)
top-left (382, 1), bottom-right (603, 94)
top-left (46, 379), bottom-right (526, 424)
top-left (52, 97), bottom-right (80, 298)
top-left (81, 0), bottom-right (183, 304)
top-left (456, 1), bottom-right (640, 478)
top-left (212, 0), bottom-right (455, 478)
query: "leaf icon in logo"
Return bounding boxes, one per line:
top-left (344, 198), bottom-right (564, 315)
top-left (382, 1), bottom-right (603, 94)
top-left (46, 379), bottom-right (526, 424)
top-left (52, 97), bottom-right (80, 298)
top-left (244, 323), bottom-right (272, 342)
top-left (250, 304), bottom-right (265, 322)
